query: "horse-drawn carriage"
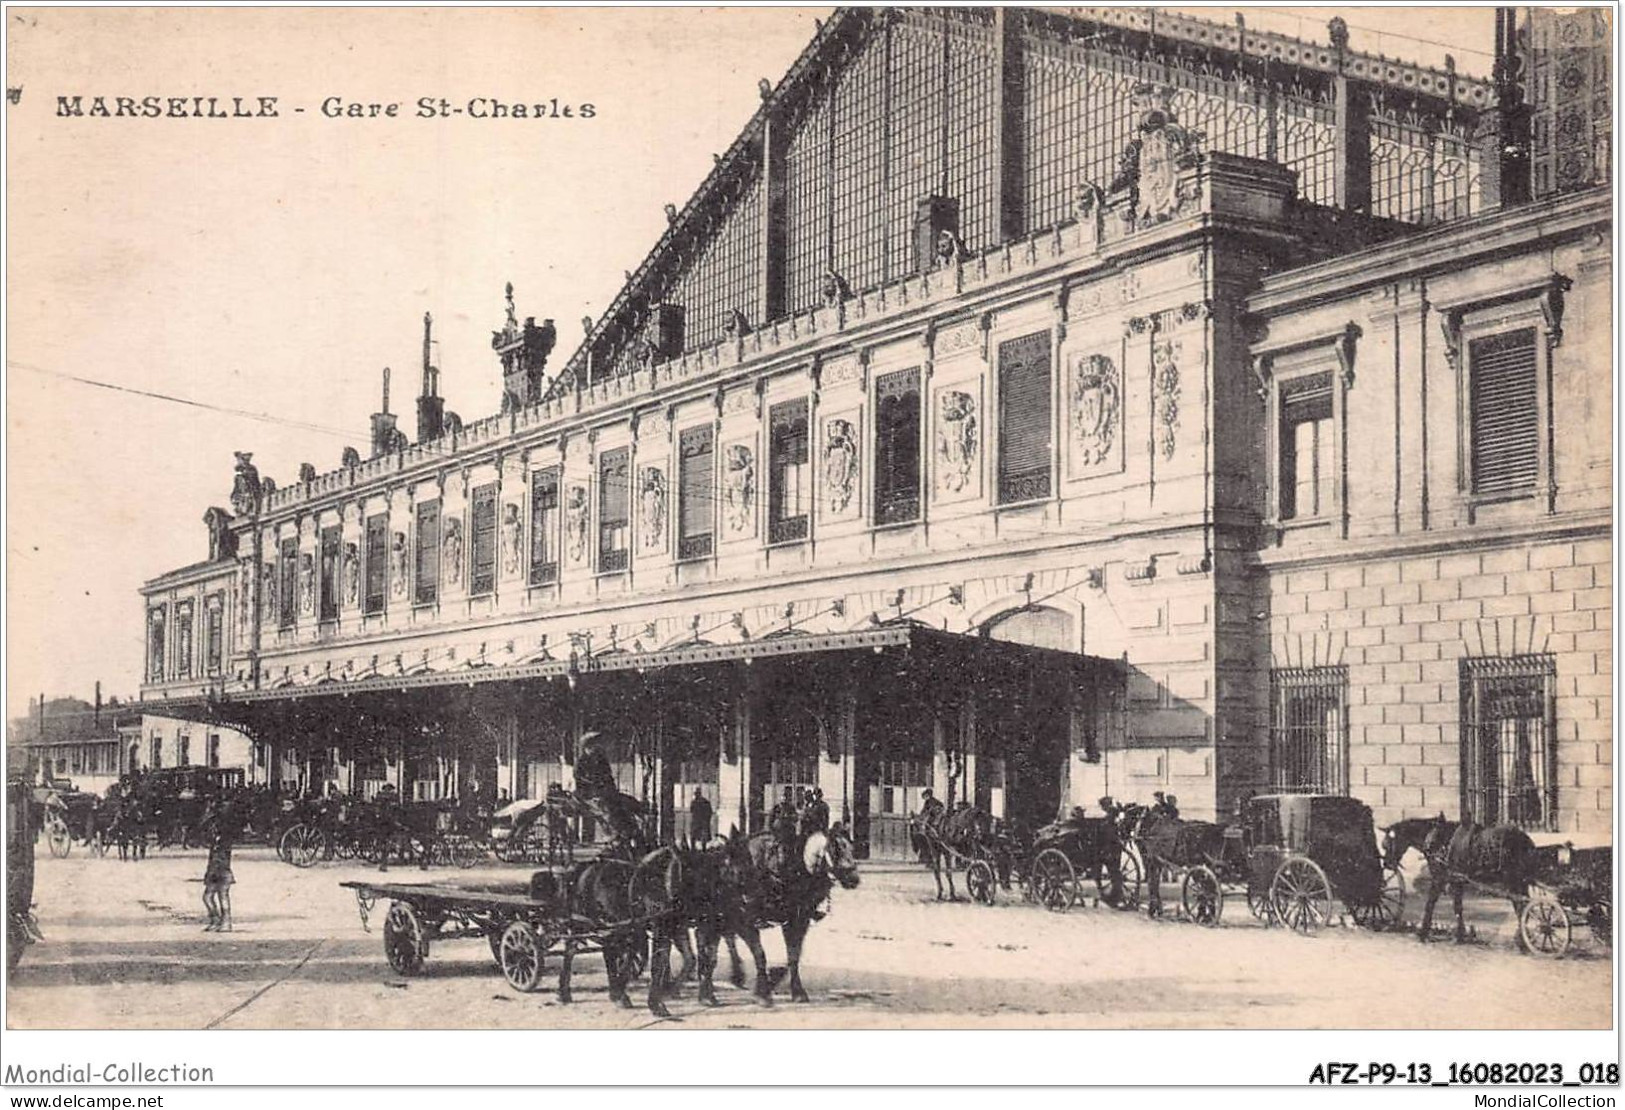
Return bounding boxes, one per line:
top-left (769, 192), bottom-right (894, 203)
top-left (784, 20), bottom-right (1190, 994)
top-left (279, 796), bottom-right (488, 869)
top-left (1520, 843), bottom-right (1612, 958)
top-left (1140, 793), bottom-right (1405, 934)
top-left (1021, 809), bottom-right (1143, 912)
top-left (37, 784), bottom-right (104, 859)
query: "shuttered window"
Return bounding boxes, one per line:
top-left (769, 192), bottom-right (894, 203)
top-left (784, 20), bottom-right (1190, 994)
top-left (414, 501), bottom-right (440, 606)
top-left (769, 399), bottom-right (810, 544)
top-left (204, 594), bottom-right (224, 675)
top-left (470, 483), bottom-right (498, 595)
top-left (529, 467), bottom-right (560, 585)
top-left (364, 514), bottom-right (388, 614)
top-left (874, 368), bottom-right (921, 526)
top-left (598, 448), bottom-right (630, 572)
top-left (997, 331), bottom-right (1053, 503)
top-left (1469, 328), bottom-right (1539, 495)
top-left (679, 426), bottom-right (714, 561)
top-left (319, 525), bottom-right (342, 622)
top-left (278, 537), bottom-right (298, 628)
top-left (1279, 373), bottom-right (1334, 520)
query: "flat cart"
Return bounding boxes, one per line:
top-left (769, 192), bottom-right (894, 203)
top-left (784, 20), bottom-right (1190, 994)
top-left (340, 874), bottom-right (647, 993)
top-left (1518, 843), bottom-right (1613, 958)
top-left (1181, 794), bottom-right (1405, 934)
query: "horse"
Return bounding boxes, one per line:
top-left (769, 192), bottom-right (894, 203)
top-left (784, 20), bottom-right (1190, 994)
top-left (108, 796), bottom-right (147, 862)
top-left (690, 824), bottom-right (860, 1005)
top-left (1128, 806), bottom-right (1227, 919)
top-left (1382, 814), bottom-right (1537, 944)
top-left (913, 802), bottom-right (995, 901)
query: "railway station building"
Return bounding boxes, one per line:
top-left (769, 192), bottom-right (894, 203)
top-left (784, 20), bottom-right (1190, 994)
top-left (139, 6), bottom-right (1613, 853)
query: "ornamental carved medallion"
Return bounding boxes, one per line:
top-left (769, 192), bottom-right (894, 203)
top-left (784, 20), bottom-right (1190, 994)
top-left (723, 444), bottom-right (755, 535)
top-left (639, 467), bottom-right (667, 550)
top-left (565, 485), bottom-right (589, 563)
top-left (823, 418), bottom-right (857, 515)
top-left (1071, 353), bottom-right (1121, 472)
top-left (935, 390), bottom-right (978, 495)
top-left (1152, 338), bottom-right (1181, 461)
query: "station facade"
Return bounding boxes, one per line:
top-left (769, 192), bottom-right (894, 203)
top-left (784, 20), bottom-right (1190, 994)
top-left (139, 7), bottom-right (1612, 851)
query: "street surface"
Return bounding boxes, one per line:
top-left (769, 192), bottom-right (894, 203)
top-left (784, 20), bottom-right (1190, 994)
top-left (7, 844), bottom-right (1611, 1029)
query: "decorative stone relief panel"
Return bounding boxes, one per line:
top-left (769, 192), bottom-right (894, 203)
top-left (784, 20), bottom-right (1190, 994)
top-left (298, 553), bottom-right (316, 616)
top-left (565, 484), bottom-right (590, 565)
top-left (1068, 350), bottom-right (1125, 478)
top-left (1152, 336), bottom-right (1183, 461)
top-left (932, 383), bottom-right (982, 503)
top-left (342, 542), bottom-right (360, 606)
top-left (500, 501), bottom-right (524, 578)
top-left (722, 442), bottom-right (757, 538)
top-left (442, 517), bottom-right (464, 585)
top-left (934, 321), bottom-right (981, 360)
top-left (820, 411), bottom-right (861, 522)
top-left (639, 465), bottom-right (668, 551)
top-left (821, 355), bottom-right (862, 389)
top-left (389, 532), bottom-right (409, 598)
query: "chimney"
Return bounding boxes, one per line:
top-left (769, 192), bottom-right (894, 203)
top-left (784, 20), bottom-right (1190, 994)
top-left (417, 311), bottom-right (445, 442)
top-left (95, 681), bottom-right (102, 728)
top-left (370, 367), bottom-right (400, 457)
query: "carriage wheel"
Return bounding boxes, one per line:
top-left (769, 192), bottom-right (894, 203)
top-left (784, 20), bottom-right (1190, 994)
top-left (1354, 868), bottom-right (1407, 931)
top-left (1031, 849), bottom-right (1077, 912)
top-left (1520, 895), bottom-right (1572, 958)
top-left (452, 838), bottom-right (485, 870)
top-left (1588, 901), bottom-right (1611, 949)
top-left (1098, 848), bottom-right (1143, 910)
top-left (1181, 865), bottom-right (1224, 927)
top-left (46, 817), bottom-right (71, 859)
top-left (966, 859), bottom-right (997, 906)
top-left (281, 824), bottom-right (325, 869)
top-left (1270, 858), bottom-right (1333, 935)
top-left (333, 836), bottom-right (358, 861)
top-left (382, 902), bottom-right (428, 975)
top-left (1246, 883), bottom-right (1277, 924)
top-left (499, 921), bottom-right (546, 992)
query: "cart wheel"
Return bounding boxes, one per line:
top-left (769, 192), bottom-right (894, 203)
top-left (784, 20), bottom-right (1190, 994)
top-left (1098, 848), bottom-right (1143, 909)
top-left (1031, 849), bottom-right (1077, 912)
top-left (499, 921), bottom-right (546, 992)
top-left (1246, 883), bottom-right (1277, 924)
top-left (1587, 901), bottom-right (1611, 949)
top-left (453, 839), bottom-right (484, 870)
top-left (281, 824), bottom-right (325, 869)
top-left (383, 902), bottom-right (427, 975)
top-left (1181, 865), bottom-right (1224, 927)
top-left (966, 860), bottom-right (997, 905)
top-left (1270, 858), bottom-right (1333, 935)
top-left (1355, 867), bottom-right (1406, 931)
top-left (333, 837), bottom-right (358, 861)
top-left (1520, 894), bottom-right (1572, 958)
top-left (46, 817), bottom-right (71, 859)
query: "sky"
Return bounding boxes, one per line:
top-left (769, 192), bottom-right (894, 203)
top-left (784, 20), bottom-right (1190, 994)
top-left (4, 6), bottom-right (1497, 720)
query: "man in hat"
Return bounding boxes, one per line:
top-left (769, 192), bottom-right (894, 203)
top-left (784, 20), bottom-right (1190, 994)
top-left (573, 733), bottom-right (642, 848)
top-left (799, 786), bottom-right (830, 838)
top-left (688, 786), bottom-right (713, 846)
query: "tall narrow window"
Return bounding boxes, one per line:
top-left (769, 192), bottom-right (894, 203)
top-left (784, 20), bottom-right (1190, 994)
top-left (207, 734), bottom-right (221, 769)
top-left (204, 593), bottom-right (224, 675)
top-left (874, 368), bottom-right (922, 526)
top-left (1279, 372), bottom-right (1335, 520)
top-left (529, 467), bottom-right (561, 584)
top-left (470, 483), bottom-right (498, 595)
top-left (1469, 327), bottom-right (1539, 495)
top-left (414, 501), bottom-right (441, 606)
top-left (278, 537), bottom-right (298, 628)
top-left (319, 525), bottom-right (342, 622)
top-left (679, 426), bottom-right (715, 561)
top-left (178, 734), bottom-right (191, 767)
top-left (147, 606), bottom-right (166, 681)
top-left (174, 600), bottom-right (194, 679)
top-left (997, 331), bottom-right (1053, 504)
top-left (769, 399), bottom-right (810, 543)
top-left (1269, 666), bottom-right (1348, 794)
top-left (598, 448), bottom-right (630, 572)
top-left (364, 514), bottom-right (388, 614)
top-left (1461, 655), bottom-right (1557, 830)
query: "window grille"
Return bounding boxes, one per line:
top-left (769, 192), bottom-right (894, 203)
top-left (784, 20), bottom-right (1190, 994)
top-left (529, 467), bottom-right (560, 586)
top-left (414, 501), bottom-right (440, 606)
top-left (889, 18), bottom-right (946, 276)
top-left (997, 331), bottom-right (1053, 503)
top-left (1469, 328), bottom-right (1539, 495)
top-left (672, 169), bottom-right (763, 348)
top-left (783, 93), bottom-right (832, 315)
top-left (1460, 655), bottom-right (1557, 830)
top-left (830, 29), bottom-right (890, 294)
top-left (944, 14), bottom-right (998, 252)
top-left (278, 537), bottom-right (298, 628)
top-left (1269, 666), bottom-right (1348, 794)
top-left (319, 525), bottom-right (342, 622)
top-left (768, 399), bottom-right (811, 544)
top-left (598, 449), bottom-right (630, 572)
top-left (364, 514), bottom-right (388, 614)
top-left (1279, 372), bottom-right (1334, 520)
top-left (874, 368), bottom-right (922, 525)
top-left (470, 483), bottom-right (498, 595)
top-left (679, 426), bottom-right (715, 561)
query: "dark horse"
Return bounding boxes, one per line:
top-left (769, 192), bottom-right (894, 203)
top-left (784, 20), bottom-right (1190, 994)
top-left (1383, 815), bottom-right (1537, 943)
top-left (1128, 806), bottom-right (1227, 919)
top-left (912, 803), bottom-right (996, 901)
top-left (681, 825), bottom-right (860, 1006)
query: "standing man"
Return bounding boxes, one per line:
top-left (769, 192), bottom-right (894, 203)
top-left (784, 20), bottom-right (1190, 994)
top-left (800, 786), bottom-right (830, 838)
top-left (688, 786), bottom-right (713, 846)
